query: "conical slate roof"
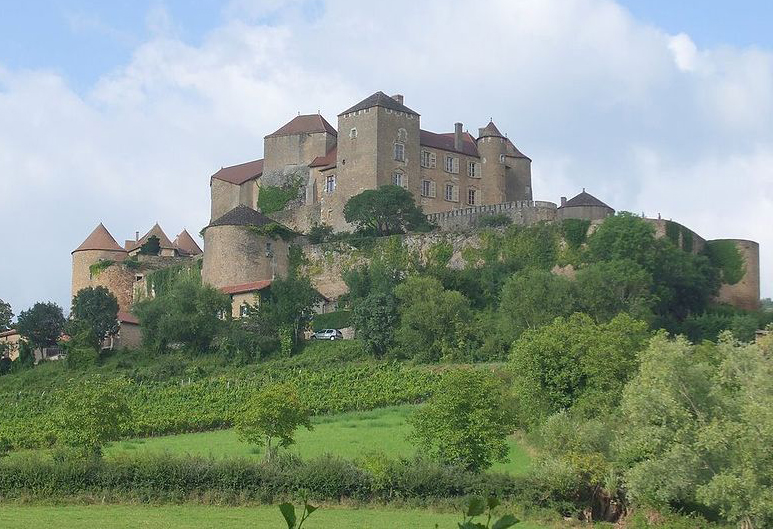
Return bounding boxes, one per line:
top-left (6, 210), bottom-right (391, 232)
top-left (339, 91), bottom-right (418, 116)
top-left (173, 229), bottom-right (202, 256)
top-left (127, 223), bottom-right (176, 252)
top-left (266, 114), bottom-right (337, 138)
top-left (561, 190), bottom-right (612, 209)
top-left (478, 120), bottom-right (504, 138)
top-left (72, 223), bottom-right (126, 254)
top-left (207, 205), bottom-right (281, 228)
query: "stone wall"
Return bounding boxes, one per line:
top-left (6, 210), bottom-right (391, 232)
top-left (210, 178), bottom-right (241, 222)
top-left (263, 131), bottom-right (335, 175)
top-left (71, 249), bottom-right (135, 312)
top-left (645, 218), bottom-right (706, 253)
top-left (426, 200), bottom-right (557, 231)
top-left (713, 239), bottom-right (761, 311)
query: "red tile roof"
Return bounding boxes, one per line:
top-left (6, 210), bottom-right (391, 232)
top-left (73, 223), bottom-right (127, 254)
top-left (266, 114), bottom-right (337, 138)
top-left (420, 129), bottom-right (479, 157)
top-left (211, 159), bottom-right (264, 186)
top-left (127, 223), bottom-right (176, 252)
top-left (309, 145), bottom-right (337, 168)
top-left (220, 280), bottom-right (273, 295)
top-left (118, 311), bottom-right (139, 325)
top-left (173, 229), bottom-right (202, 256)
top-left (0, 329), bottom-right (19, 338)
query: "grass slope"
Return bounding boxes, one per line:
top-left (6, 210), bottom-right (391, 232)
top-left (0, 505), bottom-right (550, 529)
top-left (103, 406), bottom-right (531, 475)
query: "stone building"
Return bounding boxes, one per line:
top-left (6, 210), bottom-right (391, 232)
top-left (210, 91), bottom-right (533, 231)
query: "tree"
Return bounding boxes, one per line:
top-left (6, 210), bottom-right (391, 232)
top-left (585, 212), bottom-right (658, 269)
top-left (70, 286), bottom-right (119, 342)
top-left (55, 376), bottom-right (131, 457)
top-left (138, 235), bottom-right (160, 255)
top-left (616, 333), bottom-right (773, 527)
top-left (343, 185), bottom-right (428, 236)
top-left (352, 291), bottom-right (399, 357)
top-left (497, 268), bottom-right (575, 346)
top-left (0, 298), bottom-right (12, 332)
top-left (261, 273), bottom-right (320, 347)
top-left (574, 259), bottom-right (655, 322)
top-left (133, 277), bottom-right (230, 354)
top-left (510, 313), bottom-right (650, 426)
top-left (235, 382), bottom-right (312, 460)
top-left (393, 276), bottom-right (473, 362)
top-left (409, 369), bottom-right (517, 471)
top-left (16, 301), bottom-right (65, 349)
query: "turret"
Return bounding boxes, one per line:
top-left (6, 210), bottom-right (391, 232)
top-left (71, 223), bottom-right (132, 310)
top-left (476, 121), bottom-right (508, 204)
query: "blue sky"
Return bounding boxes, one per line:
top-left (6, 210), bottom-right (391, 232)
top-left (0, 0), bottom-right (771, 315)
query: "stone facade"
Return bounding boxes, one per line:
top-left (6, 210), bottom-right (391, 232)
top-left (714, 239), bottom-right (761, 311)
top-left (426, 200), bottom-right (557, 231)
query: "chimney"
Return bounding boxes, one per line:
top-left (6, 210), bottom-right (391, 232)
top-left (454, 122), bottom-right (463, 151)
top-left (478, 127), bottom-right (485, 137)
top-left (391, 94), bottom-right (404, 105)
top-left (560, 197), bottom-right (567, 207)
top-left (135, 231), bottom-right (139, 241)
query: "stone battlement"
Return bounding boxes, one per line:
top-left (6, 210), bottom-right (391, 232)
top-left (426, 200), bottom-right (558, 231)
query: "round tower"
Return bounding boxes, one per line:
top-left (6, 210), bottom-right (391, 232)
top-left (476, 121), bottom-right (507, 205)
top-left (201, 205), bottom-right (290, 290)
top-left (712, 239), bottom-right (761, 311)
top-left (71, 223), bottom-right (132, 310)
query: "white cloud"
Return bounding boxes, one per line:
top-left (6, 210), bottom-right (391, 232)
top-left (1, 0), bottom-right (772, 315)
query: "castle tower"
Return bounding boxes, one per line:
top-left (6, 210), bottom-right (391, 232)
top-left (476, 121), bottom-right (508, 205)
top-left (712, 239), bottom-right (761, 311)
top-left (201, 205), bottom-right (290, 290)
top-left (329, 92), bottom-right (421, 229)
top-left (71, 223), bottom-right (133, 311)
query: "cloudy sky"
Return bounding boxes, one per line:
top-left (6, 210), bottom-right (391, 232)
top-left (1, 0), bottom-right (771, 316)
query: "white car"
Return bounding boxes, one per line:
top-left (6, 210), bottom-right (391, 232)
top-left (312, 329), bottom-right (343, 340)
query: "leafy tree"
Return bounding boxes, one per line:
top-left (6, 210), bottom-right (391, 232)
top-left (585, 212), bottom-right (658, 269)
top-left (235, 382), bottom-right (312, 460)
top-left (343, 185), bottom-right (428, 236)
top-left (574, 259), bottom-right (655, 322)
top-left (0, 298), bottom-right (12, 332)
top-left (497, 268), bottom-right (575, 346)
top-left (55, 376), bottom-right (131, 457)
top-left (393, 276), bottom-right (473, 362)
top-left (511, 312), bottom-right (650, 426)
top-left (69, 286), bottom-right (119, 342)
top-left (352, 291), bottom-right (399, 357)
top-left (260, 273), bottom-right (320, 347)
top-left (138, 235), bottom-right (161, 255)
top-left (306, 223), bottom-right (334, 244)
top-left (16, 301), bottom-right (65, 349)
top-left (616, 333), bottom-right (773, 527)
top-left (409, 369), bottom-right (517, 471)
top-left (133, 277), bottom-right (230, 354)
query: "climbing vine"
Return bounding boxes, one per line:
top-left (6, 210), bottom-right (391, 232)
top-left (681, 227), bottom-right (694, 253)
top-left (257, 176), bottom-right (304, 214)
top-left (560, 219), bottom-right (591, 250)
top-left (245, 223), bottom-right (296, 241)
top-left (145, 261), bottom-right (202, 297)
top-left (704, 240), bottom-right (745, 285)
top-left (665, 221), bottom-right (680, 247)
top-left (89, 260), bottom-right (114, 278)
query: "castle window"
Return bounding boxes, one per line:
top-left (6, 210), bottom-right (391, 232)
top-left (240, 304), bottom-right (250, 317)
top-left (444, 155), bottom-right (459, 174)
top-left (265, 241), bottom-right (273, 257)
top-left (467, 188), bottom-right (478, 206)
top-left (499, 154), bottom-right (506, 164)
top-left (394, 143), bottom-right (405, 162)
top-left (445, 183), bottom-right (459, 202)
top-left (421, 179), bottom-right (437, 198)
top-left (421, 150), bottom-right (436, 168)
top-left (397, 128), bottom-right (407, 142)
top-left (468, 161), bottom-right (480, 178)
top-left (392, 172), bottom-right (406, 188)
top-left (349, 128), bottom-right (357, 139)
top-left (325, 175), bottom-right (336, 194)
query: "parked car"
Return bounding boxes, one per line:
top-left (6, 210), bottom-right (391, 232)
top-left (312, 329), bottom-right (343, 340)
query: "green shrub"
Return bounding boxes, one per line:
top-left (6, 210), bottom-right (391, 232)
top-left (560, 219), bottom-right (591, 249)
top-left (258, 184), bottom-right (301, 214)
top-left (311, 310), bottom-right (352, 331)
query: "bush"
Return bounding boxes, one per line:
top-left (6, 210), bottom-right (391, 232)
top-left (311, 310), bottom-right (352, 331)
top-left (307, 224), bottom-right (334, 244)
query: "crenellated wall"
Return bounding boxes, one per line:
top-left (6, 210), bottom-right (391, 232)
top-left (425, 200), bottom-right (557, 231)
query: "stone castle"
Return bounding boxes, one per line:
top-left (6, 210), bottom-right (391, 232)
top-left (71, 91), bottom-right (761, 345)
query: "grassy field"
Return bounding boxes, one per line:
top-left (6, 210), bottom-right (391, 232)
top-left (102, 405), bottom-right (532, 475)
top-left (0, 504), bottom-right (550, 529)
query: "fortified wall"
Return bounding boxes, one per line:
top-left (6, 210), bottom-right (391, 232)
top-left (425, 200), bottom-right (557, 231)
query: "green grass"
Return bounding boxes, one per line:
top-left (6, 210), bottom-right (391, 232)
top-left (0, 504), bottom-right (550, 529)
top-left (102, 405), bottom-right (531, 475)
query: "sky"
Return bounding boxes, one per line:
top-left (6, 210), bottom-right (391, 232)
top-left (0, 0), bottom-right (771, 317)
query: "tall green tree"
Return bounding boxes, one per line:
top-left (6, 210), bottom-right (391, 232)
top-left (16, 301), bottom-right (65, 349)
top-left (393, 276), bottom-right (473, 362)
top-left (0, 298), bottom-right (12, 332)
top-left (70, 286), bottom-right (119, 342)
top-left (352, 291), bottom-right (399, 358)
top-left (409, 369), bottom-right (517, 471)
top-left (574, 259), bottom-right (655, 322)
top-left (511, 312), bottom-right (650, 426)
top-left (261, 273), bottom-right (320, 347)
top-left (343, 185), bottom-right (428, 235)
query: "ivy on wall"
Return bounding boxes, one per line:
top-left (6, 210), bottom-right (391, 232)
top-left (88, 260), bottom-right (114, 278)
top-left (257, 175), bottom-right (305, 214)
top-left (665, 221), bottom-right (681, 247)
top-left (704, 240), bottom-right (746, 285)
top-left (681, 228), bottom-right (694, 253)
top-left (560, 219), bottom-right (591, 250)
top-left (245, 223), bottom-right (297, 241)
top-left (145, 261), bottom-right (202, 297)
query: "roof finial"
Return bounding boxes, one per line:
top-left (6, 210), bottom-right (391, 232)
top-left (582, 187), bottom-right (586, 192)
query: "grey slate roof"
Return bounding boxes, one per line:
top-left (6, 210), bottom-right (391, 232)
top-left (561, 190), bottom-right (613, 209)
top-left (207, 205), bottom-right (281, 228)
top-left (478, 121), bottom-right (504, 138)
top-left (339, 91), bottom-right (418, 116)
